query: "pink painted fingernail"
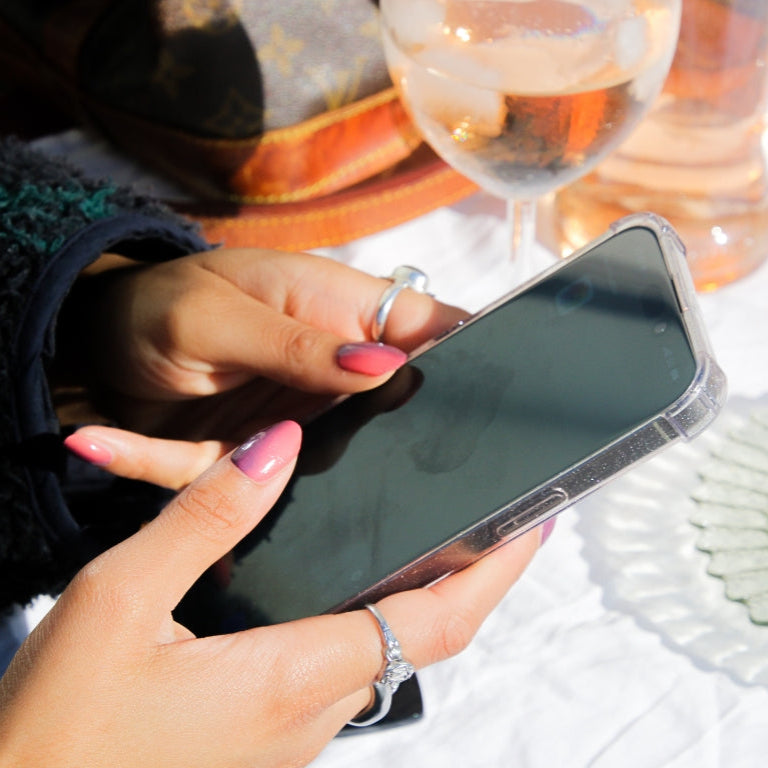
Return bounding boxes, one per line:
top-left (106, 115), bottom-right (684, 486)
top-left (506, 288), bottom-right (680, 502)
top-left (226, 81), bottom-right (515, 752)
top-left (539, 517), bottom-right (557, 545)
top-left (231, 421), bottom-right (302, 482)
top-left (64, 432), bottom-right (114, 466)
top-left (337, 342), bottom-right (407, 376)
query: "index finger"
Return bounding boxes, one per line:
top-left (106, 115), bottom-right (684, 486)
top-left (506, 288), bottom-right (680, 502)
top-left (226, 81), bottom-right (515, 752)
top-left (199, 248), bottom-right (468, 351)
top-left (93, 421), bottom-right (301, 614)
top-left (65, 425), bottom-right (229, 490)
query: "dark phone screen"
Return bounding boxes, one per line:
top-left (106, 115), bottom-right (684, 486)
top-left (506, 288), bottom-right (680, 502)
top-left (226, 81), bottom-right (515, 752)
top-left (176, 227), bottom-right (697, 633)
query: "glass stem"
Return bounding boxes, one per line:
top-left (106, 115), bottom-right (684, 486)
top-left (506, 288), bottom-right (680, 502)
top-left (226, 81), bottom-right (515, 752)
top-left (507, 198), bottom-right (537, 281)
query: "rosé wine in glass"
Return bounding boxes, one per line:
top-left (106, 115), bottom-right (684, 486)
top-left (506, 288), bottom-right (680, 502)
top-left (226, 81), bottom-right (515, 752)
top-left (380, 0), bottom-right (682, 282)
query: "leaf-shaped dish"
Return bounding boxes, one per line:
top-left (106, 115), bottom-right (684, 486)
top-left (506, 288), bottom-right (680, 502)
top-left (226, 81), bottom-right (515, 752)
top-left (691, 407), bottom-right (768, 625)
top-left (578, 395), bottom-right (768, 687)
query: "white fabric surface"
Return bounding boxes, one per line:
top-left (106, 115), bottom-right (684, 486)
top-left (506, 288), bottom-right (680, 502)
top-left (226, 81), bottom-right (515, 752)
top-left (310, 194), bottom-right (768, 768)
top-left (4, 132), bottom-right (768, 766)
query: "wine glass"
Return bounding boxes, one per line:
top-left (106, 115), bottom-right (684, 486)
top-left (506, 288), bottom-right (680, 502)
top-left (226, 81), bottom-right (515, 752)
top-left (379, 0), bottom-right (682, 283)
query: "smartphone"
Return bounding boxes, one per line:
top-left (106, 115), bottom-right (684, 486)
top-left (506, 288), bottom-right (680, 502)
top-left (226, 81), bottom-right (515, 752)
top-left (175, 214), bottom-right (726, 635)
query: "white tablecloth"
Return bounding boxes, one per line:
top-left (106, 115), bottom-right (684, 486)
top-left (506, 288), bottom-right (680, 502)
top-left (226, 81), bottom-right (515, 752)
top-left (310, 193), bottom-right (768, 768)
top-left (5, 132), bottom-right (768, 766)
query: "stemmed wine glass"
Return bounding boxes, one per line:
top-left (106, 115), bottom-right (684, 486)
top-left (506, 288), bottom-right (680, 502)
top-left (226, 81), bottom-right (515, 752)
top-left (380, 0), bottom-right (682, 283)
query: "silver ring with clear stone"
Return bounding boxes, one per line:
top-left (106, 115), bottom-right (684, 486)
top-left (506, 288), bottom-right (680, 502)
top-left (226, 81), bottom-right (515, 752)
top-left (346, 603), bottom-right (416, 727)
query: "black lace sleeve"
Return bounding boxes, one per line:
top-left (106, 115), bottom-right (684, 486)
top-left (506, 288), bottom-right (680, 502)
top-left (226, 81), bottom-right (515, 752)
top-left (0, 137), bottom-right (209, 610)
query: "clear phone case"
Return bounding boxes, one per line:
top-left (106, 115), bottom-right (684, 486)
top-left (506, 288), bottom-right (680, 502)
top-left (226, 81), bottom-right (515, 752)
top-left (175, 214), bottom-right (729, 630)
top-left (335, 212), bottom-right (727, 612)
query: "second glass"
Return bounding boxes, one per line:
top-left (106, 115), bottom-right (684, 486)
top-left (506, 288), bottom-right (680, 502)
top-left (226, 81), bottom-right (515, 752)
top-left (555, 0), bottom-right (768, 292)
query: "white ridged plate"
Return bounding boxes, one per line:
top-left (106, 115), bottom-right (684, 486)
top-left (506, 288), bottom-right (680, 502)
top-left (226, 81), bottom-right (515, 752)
top-left (691, 407), bottom-right (768, 624)
top-left (578, 395), bottom-right (768, 687)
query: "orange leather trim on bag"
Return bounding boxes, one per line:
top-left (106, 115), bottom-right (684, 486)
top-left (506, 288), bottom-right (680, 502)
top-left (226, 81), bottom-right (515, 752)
top-left (228, 88), bottom-right (425, 203)
top-left (88, 87), bottom-right (426, 205)
top-left (90, 88), bottom-right (479, 250)
top-left (175, 148), bottom-right (478, 251)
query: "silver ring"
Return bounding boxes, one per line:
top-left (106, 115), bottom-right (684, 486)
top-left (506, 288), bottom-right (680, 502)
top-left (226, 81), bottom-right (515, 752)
top-left (346, 603), bottom-right (416, 728)
top-left (371, 265), bottom-right (430, 342)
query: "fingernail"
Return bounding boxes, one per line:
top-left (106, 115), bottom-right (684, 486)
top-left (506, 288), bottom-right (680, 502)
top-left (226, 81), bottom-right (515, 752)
top-left (539, 517), bottom-right (557, 545)
top-left (231, 421), bottom-right (302, 482)
top-left (337, 342), bottom-right (407, 376)
top-left (64, 432), bottom-right (114, 466)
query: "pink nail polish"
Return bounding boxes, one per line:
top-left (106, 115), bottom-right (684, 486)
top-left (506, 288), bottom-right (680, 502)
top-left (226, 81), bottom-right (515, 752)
top-left (64, 433), bottom-right (114, 466)
top-left (337, 342), bottom-right (407, 376)
top-left (231, 421), bottom-right (302, 482)
top-left (539, 517), bottom-right (557, 545)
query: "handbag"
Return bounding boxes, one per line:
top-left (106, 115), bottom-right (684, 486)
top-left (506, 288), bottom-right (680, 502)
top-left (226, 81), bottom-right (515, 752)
top-left (0, 0), bottom-right (477, 250)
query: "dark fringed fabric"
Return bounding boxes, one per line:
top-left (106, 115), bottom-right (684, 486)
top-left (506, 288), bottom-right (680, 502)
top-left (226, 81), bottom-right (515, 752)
top-left (0, 137), bottom-right (208, 610)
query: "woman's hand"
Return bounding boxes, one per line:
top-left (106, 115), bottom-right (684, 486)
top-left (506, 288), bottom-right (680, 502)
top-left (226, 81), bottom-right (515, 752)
top-left (64, 363), bottom-right (425, 490)
top-left (60, 247), bottom-right (467, 483)
top-left (1, 422), bottom-right (541, 768)
top-left (60, 248), bottom-right (465, 442)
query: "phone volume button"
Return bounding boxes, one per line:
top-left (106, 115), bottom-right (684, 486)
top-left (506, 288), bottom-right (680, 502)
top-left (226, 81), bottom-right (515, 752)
top-left (497, 489), bottom-right (568, 537)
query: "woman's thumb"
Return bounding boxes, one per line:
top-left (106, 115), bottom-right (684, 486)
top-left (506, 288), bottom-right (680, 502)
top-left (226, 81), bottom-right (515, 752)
top-left (104, 421), bottom-right (302, 613)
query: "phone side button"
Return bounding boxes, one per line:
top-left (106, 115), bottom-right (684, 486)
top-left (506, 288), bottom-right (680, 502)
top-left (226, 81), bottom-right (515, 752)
top-left (496, 489), bottom-right (568, 538)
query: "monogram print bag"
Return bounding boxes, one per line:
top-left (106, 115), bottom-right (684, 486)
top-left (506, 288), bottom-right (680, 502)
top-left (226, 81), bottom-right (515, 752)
top-left (0, 0), bottom-right (477, 249)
